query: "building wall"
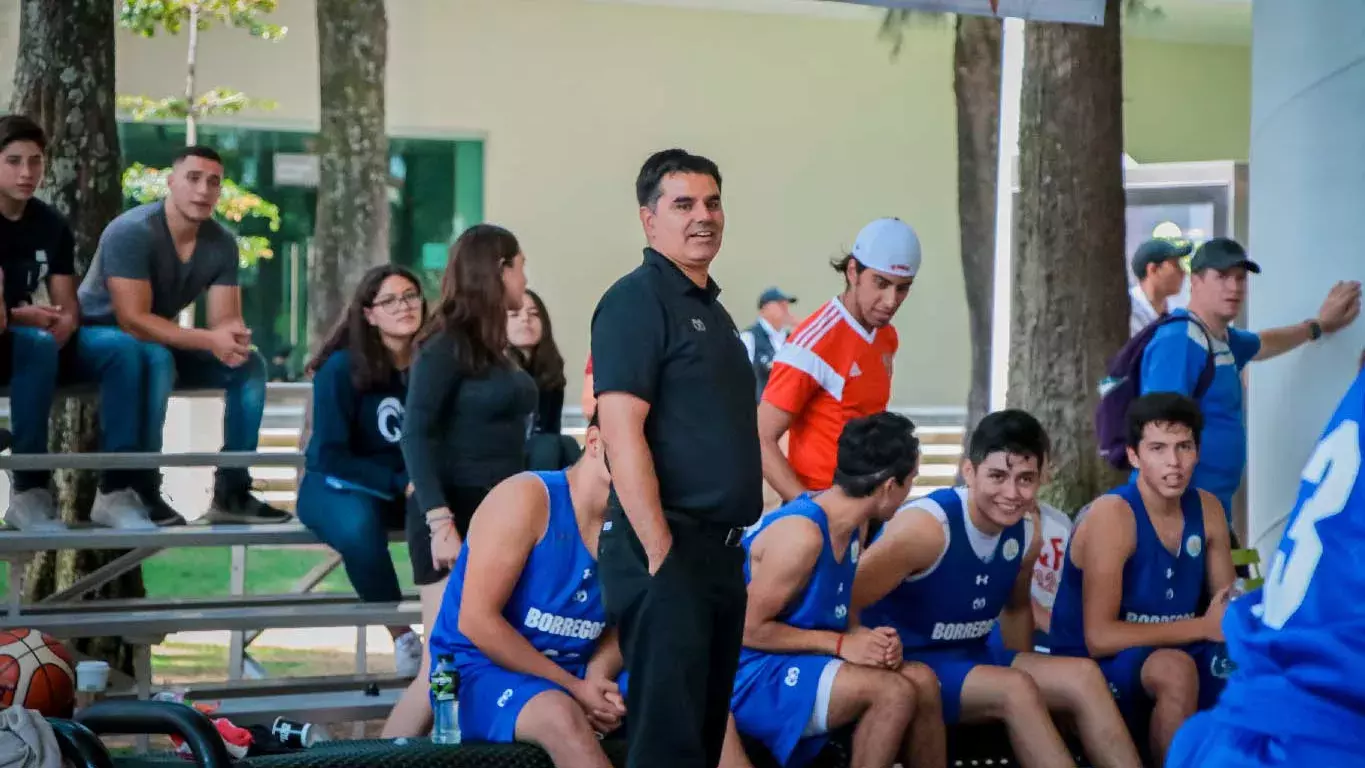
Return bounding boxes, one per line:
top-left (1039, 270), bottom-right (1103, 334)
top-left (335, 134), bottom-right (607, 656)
top-left (0, 0), bottom-right (1251, 409)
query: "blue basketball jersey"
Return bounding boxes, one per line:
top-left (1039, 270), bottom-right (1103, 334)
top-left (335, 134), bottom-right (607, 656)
top-left (1215, 368), bottom-right (1365, 744)
top-left (861, 487), bottom-right (1029, 652)
top-left (430, 471), bottom-right (606, 675)
top-left (1049, 483), bottom-right (1207, 656)
top-left (731, 495), bottom-right (859, 767)
top-left (738, 495), bottom-right (857, 653)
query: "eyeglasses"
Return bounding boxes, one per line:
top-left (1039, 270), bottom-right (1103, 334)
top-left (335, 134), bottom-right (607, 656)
top-left (371, 291), bottom-right (422, 313)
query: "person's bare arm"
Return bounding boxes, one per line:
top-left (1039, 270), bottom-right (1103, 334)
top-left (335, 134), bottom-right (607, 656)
top-left (852, 506), bottom-right (947, 612)
top-left (742, 517), bottom-right (837, 654)
top-left (45, 274), bottom-right (79, 345)
top-left (109, 277), bottom-right (241, 355)
top-left (585, 627), bottom-right (623, 682)
top-left (205, 284), bottom-right (244, 329)
top-left (1079, 497), bottom-right (1219, 657)
top-left (596, 392), bottom-right (671, 572)
top-left (757, 402), bottom-right (806, 503)
top-left (1256, 281), bottom-right (1362, 361)
top-left (998, 517), bottom-right (1042, 652)
top-left (1200, 492), bottom-right (1237, 596)
top-left (457, 476), bottom-right (590, 693)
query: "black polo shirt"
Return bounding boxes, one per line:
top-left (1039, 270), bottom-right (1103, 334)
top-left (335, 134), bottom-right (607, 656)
top-left (591, 248), bottom-right (762, 527)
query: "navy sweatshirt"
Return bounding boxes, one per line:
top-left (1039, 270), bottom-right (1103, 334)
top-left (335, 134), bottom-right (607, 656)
top-left (305, 349), bottom-right (409, 497)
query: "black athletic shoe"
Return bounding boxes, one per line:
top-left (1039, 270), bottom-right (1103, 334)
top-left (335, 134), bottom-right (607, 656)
top-left (135, 485), bottom-right (188, 527)
top-left (205, 474), bottom-right (292, 525)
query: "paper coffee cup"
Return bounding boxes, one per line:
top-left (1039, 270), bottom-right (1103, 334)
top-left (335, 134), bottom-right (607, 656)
top-left (76, 660), bottom-right (110, 693)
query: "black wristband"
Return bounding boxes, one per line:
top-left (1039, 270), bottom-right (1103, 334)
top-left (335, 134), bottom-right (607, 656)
top-left (1308, 320), bottom-right (1323, 341)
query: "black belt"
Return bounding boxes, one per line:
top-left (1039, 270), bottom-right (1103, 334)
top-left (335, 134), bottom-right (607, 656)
top-left (664, 512), bottom-right (747, 548)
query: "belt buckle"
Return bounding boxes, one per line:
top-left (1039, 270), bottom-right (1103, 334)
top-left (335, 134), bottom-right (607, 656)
top-left (724, 527), bottom-right (744, 547)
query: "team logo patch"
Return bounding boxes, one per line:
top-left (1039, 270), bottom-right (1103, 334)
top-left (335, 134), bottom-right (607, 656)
top-left (376, 397), bottom-right (404, 443)
top-left (1003, 538), bottom-right (1021, 562)
top-left (850, 540), bottom-right (860, 564)
top-left (691, 318), bottom-right (706, 332)
top-left (1186, 535), bottom-right (1203, 558)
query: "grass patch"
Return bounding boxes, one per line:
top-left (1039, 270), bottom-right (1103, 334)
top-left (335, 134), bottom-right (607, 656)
top-left (153, 642), bottom-right (367, 683)
top-left (0, 543), bottom-right (415, 598)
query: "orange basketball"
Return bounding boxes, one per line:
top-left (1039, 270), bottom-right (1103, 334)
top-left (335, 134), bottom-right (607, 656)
top-left (0, 629), bottom-right (76, 718)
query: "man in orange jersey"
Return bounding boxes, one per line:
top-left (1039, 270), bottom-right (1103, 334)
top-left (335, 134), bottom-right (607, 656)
top-left (758, 218), bottom-right (921, 503)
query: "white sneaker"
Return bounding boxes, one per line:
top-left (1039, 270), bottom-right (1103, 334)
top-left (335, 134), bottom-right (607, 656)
top-left (3, 488), bottom-right (66, 532)
top-left (394, 631), bottom-right (424, 678)
top-left (90, 489), bottom-right (156, 530)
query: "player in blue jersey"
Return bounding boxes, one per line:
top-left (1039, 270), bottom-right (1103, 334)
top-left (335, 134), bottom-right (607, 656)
top-left (730, 412), bottom-right (945, 768)
top-left (1048, 392), bottom-right (1236, 766)
top-left (1167, 360), bottom-right (1365, 767)
top-left (426, 417), bottom-right (627, 767)
top-left (853, 410), bottom-right (1141, 768)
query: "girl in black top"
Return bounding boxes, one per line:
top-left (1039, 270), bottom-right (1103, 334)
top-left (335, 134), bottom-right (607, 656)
top-left (383, 224), bottom-right (537, 738)
top-left (298, 265), bottom-right (426, 676)
top-left (508, 288), bottom-right (567, 434)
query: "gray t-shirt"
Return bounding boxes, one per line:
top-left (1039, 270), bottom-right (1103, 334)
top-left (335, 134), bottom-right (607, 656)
top-left (78, 200), bottom-right (239, 324)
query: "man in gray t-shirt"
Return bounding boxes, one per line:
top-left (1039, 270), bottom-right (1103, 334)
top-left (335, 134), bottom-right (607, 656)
top-left (72, 145), bottom-right (288, 528)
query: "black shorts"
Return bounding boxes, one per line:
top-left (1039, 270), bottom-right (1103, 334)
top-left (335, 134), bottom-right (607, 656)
top-left (404, 484), bottom-right (493, 586)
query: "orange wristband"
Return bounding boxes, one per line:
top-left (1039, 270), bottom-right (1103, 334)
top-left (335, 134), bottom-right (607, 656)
top-left (835, 634), bottom-right (844, 658)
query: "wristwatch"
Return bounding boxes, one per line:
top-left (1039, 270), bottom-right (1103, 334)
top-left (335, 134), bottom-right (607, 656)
top-left (1308, 320), bottom-right (1323, 341)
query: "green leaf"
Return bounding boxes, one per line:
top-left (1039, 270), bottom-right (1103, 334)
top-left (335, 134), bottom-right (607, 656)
top-left (193, 87), bottom-right (278, 118)
top-left (121, 163), bottom-right (282, 267)
top-left (119, 0), bottom-right (288, 41)
top-left (117, 94), bottom-right (191, 121)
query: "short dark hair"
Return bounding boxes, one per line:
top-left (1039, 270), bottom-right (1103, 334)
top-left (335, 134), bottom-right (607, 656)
top-left (833, 412), bottom-right (920, 498)
top-left (966, 409), bottom-right (1050, 467)
top-left (172, 145), bottom-right (224, 166)
top-left (635, 149), bottom-right (722, 209)
top-left (830, 253), bottom-right (867, 284)
top-left (0, 115), bottom-right (46, 154)
top-left (1126, 392), bottom-right (1203, 449)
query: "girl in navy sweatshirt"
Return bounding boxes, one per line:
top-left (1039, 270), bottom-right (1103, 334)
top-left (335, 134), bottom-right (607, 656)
top-left (299, 264), bottom-right (426, 677)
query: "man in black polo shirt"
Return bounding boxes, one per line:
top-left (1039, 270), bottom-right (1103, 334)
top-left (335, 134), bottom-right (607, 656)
top-left (592, 149), bottom-right (762, 768)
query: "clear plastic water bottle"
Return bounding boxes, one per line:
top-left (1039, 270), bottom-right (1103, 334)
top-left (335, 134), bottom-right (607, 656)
top-left (430, 655), bottom-right (460, 745)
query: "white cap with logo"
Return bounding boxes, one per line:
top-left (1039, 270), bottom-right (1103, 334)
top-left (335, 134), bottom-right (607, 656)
top-left (851, 218), bottom-right (922, 278)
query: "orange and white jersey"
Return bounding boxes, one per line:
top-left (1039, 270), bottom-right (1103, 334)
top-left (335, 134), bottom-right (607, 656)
top-left (762, 297), bottom-right (898, 492)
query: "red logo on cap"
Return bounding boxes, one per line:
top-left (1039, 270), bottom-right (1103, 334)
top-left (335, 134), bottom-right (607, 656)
top-left (891, 264), bottom-right (911, 274)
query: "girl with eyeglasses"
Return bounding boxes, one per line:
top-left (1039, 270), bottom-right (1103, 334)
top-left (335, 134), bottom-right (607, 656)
top-left (298, 264), bottom-right (427, 677)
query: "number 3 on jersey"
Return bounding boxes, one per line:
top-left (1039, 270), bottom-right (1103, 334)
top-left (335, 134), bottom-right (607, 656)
top-left (1261, 419), bottom-right (1362, 630)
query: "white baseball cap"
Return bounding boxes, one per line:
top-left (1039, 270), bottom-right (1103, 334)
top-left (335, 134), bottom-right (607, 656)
top-left (851, 218), bottom-right (922, 278)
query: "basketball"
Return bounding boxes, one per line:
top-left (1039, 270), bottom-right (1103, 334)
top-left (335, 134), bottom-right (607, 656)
top-left (0, 629), bottom-right (76, 718)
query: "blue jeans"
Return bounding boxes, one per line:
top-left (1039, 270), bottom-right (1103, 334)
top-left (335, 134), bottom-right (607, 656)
top-left (295, 472), bottom-right (404, 602)
top-left (2, 326), bottom-right (149, 492)
top-left (3, 327), bottom-right (61, 492)
top-left (74, 326), bottom-right (267, 492)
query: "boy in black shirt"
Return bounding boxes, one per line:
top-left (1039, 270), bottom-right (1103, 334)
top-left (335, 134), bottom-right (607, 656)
top-left (0, 115), bottom-right (79, 531)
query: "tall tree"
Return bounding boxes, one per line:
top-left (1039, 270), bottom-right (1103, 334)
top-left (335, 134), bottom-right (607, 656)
top-left (118, 0), bottom-right (286, 266)
top-left (10, 0), bottom-right (141, 671)
top-left (310, 0), bottom-right (390, 348)
top-left (878, 12), bottom-right (1000, 465)
top-left (950, 16), bottom-right (1002, 457)
top-left (1008, 0), bottom-right (1129, 512)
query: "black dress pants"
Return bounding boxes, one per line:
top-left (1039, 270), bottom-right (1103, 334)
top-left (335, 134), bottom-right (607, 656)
top-left (599, 508), bottom-right (748, 768)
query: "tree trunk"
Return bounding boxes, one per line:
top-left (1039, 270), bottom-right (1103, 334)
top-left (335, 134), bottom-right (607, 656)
top-left (953, 15), bottom-right (1002, 464)
top-left (11, 0), bottom-right (143, 673)
top-left (310, 0), bottom-right (389, 350)
top-left (183, 1), bottom-right (201, 145)
top-left (1008, 0), bottom-right (1129, 513)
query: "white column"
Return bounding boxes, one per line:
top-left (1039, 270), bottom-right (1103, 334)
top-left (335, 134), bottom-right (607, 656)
top-left (1245, 0), bottom-right (1365, 557)
top-left (989, 17), bottom-right (1025, 412)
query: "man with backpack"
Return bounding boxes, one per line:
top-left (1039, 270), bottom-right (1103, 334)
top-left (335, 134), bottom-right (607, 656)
top-left (1097, 237), bottom-right (1360, 519)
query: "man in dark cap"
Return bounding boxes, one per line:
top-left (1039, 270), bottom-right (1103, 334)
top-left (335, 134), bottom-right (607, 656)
top-left (1129, 237), bottom-right (1192, 336)
top-left (739, 286), bottom-right (797, 401)
top-left (1139, 236), bottom-right (1361, 519)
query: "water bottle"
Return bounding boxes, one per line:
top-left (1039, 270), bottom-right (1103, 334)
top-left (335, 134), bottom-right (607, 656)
top-left (430, 655), bottom-right (461, 745)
